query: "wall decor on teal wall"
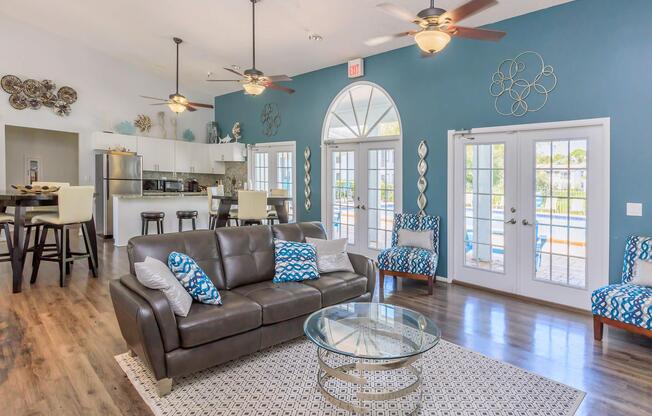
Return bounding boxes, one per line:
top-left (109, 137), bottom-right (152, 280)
top-left (214, 0), bottom-right (652, 283)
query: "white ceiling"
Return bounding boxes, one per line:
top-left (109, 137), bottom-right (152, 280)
top-left (0, 0), bottom-right (572, 97)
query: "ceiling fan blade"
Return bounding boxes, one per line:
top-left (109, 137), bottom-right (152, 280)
top-left (140, 95), bottom-right (168, 101)
top-left (440, 0), bottom-right (497, 24)
top-left (150, 103), bottom-right (170, 106)
top-left (377, 3), bottom-right (419, 23)
top-left (264, 75), bottom-right (292, 82)
top-left (365, 31), bottom-right (414, 46)
top-left (264, 82), bottom-right (295, 95)
top-left (188, 102), bottom-right (214, 109)
top-left (223, 67), bottom-right (244, 77)
top-left (206, 79), bottom-right (241, 82)
top-left (450, 26), bottom-right (506, 41)
top-left (185, 104), bottom-right (197, 112)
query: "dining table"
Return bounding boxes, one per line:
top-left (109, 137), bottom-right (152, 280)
top-left (0, 190), bottom-right (99, 293)
top-left (212, 194), bottom-right (292, 228)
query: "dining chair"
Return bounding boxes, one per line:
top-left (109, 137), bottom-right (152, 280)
top-left (0, 213), bottom-right (13, 265)
top-left (30, 186), bottom-right (97, 287)
top-left (267, 188), bottom-right (288, 224)
top-left (236, 190), bottom-right (268, 226)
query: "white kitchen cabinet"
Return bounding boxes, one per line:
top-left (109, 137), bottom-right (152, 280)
top-left (92, 132), bottom-right (138, 152)
top-left (174, 142), bottom-right (225, 174)
top-left (209, 143), bottom-right (247, 162)
top-left (138, 137), bottom-right (175, 172)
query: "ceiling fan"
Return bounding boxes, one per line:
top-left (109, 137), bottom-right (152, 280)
top-left (141, 37), bottom-right (214, 113)
top-left (365, 0), bottom-right (506, 55)
top-left (207, 0), bottom-right (294, 96)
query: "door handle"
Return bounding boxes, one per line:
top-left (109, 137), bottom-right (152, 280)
top-left (522, 219), bottom-right (533, 226)
top-left (504, 218), bottom-right (516, 224)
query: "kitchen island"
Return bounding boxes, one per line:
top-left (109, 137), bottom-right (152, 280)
top-left (112, 193), bottom-right (209, 246)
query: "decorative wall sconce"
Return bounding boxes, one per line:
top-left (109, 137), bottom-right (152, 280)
top-left (304, 146), bottom-right (312, 211)
top-left (417, 140), bottom-right (428, 215)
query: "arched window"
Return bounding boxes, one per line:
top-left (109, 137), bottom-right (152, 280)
top-left (324, 83), bottom-right (401, 141)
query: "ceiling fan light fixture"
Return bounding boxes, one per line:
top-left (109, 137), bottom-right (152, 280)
top-left (168, 94), bottom-right (188, 113)
top-left (243, 81), bottom-right (266, 96)
top-left (415, 29), bottom-right (451, 54)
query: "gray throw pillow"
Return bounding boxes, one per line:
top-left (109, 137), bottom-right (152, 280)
top-left (397, 228), bottom-right (434, 251)
top-left (632, 259), bottom-right (652, 287)
top-left (134, 256), bottom-right (193, 317)
top-left (305, 237), bottom-right (355, 273)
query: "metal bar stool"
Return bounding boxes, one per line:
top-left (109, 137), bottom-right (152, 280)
top-left (30, 186), bottom-right (98, 287)
top-left (0, 214), bottom-right (14, 264)
top-left (177, 210), bottom-right (198, 231)
top-left (141, 212), bottom-right (165, 235)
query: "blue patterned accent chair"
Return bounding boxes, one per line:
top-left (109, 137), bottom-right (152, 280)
top-left (377, 213), bottom-right (440, 297)
top-left (591, 235), bottom-right (652, 340)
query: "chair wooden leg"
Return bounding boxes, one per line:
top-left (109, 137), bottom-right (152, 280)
top-left (145, 220), bottom-right (149, 235)
top-left (4, 223), bottom-right (14, 258)
top-left (192, 218), bottom-right (196, 230)
top-left (30, 226), bottom-right (49, 284)
top-left (379, 270), bottom-right (385, 301)
top-left (178, 218), bottom-right (182, 232)
top-left (82, 223), bottom-right (98, 278)
top-left (593, 315), bottom-right (604, 341)
top-left (156, 220), bottom-right (161, 234)
top-left (160, 220), bottom-right (164, 234)
top-left (21, 226), bottom-right (32, 268)
top-left (141, 219), bottom-right (146, 236)
top-left (428, 275), bottom-right (434, 295)
top-left (65, 228), bottom-right (72, 275)
top-left (59, 226), bottom-right (67, 287)
top-left (31, 225), bottom-right (41, 268)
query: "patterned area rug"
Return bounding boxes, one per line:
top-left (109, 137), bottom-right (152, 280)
top-left (116, 338), bottom-right (585, 415)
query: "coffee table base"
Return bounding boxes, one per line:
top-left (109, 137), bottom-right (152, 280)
top-left (316, 348), bottom-right (423, 415)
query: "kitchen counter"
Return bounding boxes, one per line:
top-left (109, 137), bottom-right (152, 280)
top-left (112, 193), bottom-right (210, 246)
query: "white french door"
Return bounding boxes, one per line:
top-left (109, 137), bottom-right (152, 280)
top-left (250, 142), bottom-right (296, 221)
top-left (326, 140), bottom-right (401, 257)
top-left (451, 120), bottom-right (609, 310)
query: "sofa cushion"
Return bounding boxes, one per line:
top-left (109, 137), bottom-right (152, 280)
top-left (591, 283), bottom-right (652, 330)
top-left (303, 271), bottom-right (368, 306)
top-left (215, 225), bottom-right (275, 289)
top-left (272, 222), bottom-right (327, 242)
top-left (168, 252), bottom-right (222, 305)
top-left (176, 291), bottom-right (262, 348)
top-left (128, 230), bottom-right (226, 290)
top-left (273, 239), bottom-right (320, 283)
top-left (233, 281), bottom-right (322, 325)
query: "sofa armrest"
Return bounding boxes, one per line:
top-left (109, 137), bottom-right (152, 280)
top-left (348, 252), bottom-right (377, 297)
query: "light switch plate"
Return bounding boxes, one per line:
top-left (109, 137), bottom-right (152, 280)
top-left (626, 202), bottom-right (643, 216)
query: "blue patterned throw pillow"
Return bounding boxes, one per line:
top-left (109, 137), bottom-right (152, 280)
top-left (273, 239), bottom-right (320, 283)
top-left (168, 252), bottom-right (222, 305)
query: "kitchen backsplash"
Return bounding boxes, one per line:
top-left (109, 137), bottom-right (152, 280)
top-left (143, 161), bottom-right (248, 193)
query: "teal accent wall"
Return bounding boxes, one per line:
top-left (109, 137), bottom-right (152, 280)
top-left (215, 0), bottom-right (652, 283)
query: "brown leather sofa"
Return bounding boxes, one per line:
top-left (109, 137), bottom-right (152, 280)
top-left (109, 222), bottom-right (376, 395)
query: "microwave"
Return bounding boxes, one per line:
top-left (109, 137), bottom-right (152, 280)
top-left (163, 180), bottom-right (184, 192)
top-left (142, 179), bottom-right (164, 192)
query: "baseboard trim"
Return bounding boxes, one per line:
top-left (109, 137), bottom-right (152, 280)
top-left (435, 275), bottom-right (450, 283)
top-left (452, 280), bottom-right (591, 316)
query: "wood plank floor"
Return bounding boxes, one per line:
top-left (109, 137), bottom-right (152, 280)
top-left (0, 236), bottom-right (650, 415)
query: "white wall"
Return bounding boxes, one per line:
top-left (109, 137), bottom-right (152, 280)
top-left (0, 13), bottom-right (213, 188)
top-left (5, 126), bottom-right (79, 186)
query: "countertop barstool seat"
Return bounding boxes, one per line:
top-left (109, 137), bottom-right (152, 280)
top-left (0, 214), bottom-right (14, 264)
top-left (30, 186), bottom-right (97, 287)
top-left (176, 210), bottom-right (198, 232)
top-left (141, 211), bottom-right (165, 235)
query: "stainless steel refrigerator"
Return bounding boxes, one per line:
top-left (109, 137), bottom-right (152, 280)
top-left (95, 153), bottom-right (142, 237)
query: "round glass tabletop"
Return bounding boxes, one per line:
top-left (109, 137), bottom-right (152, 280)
top-left (304, 302), bottom-right (441, 360)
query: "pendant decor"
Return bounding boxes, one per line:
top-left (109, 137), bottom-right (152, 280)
top-left (304, 146), bottom-right (312, 211)
top-left (134, 114), bottom-right (152, 134)
top-left (261, 103), bottom-right (281, 137)
top-left (490, 51), bottom-right (556, 117)
top-left (417, 140), bottom-right (428, 215)
top-left (1, 75), bottom-right (77, 117)
top-left (232, 122), bottom-right (242, 142)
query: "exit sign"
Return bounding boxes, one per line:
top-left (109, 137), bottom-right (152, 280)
top-left (348, 58), bottom-right (364, 78)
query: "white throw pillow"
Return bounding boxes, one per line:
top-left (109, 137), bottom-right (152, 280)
top-left (398, 229), bottom-right (434, 251)
top-left (305, 237), bottom-right (355, 273)
top-left (134, 256), bottom-right (193, 317)
top-left (632, 259), bottom-right (652, 287)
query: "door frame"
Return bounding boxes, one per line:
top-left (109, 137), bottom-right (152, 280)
top-left (247, 140), bottom-right (297, 221)
top-left (447, 118), bottom-right (610, 307)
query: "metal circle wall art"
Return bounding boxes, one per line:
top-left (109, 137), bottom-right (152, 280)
top-left (1, 75), bottom-right (77, 117)
top-left (417, 140), bottom-right (428, 215)
top-left (261, 103), bottom-right (281, 136)
top-left (304, 146), bottom-right (312, 211)
top-left (490, 51), bottom-right (557, 117)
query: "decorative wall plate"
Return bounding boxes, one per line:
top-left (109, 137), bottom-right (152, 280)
top-left (1, 75), bottom-right (22, 94)
top-left (28, 98), bottom-right (42, 110)
top-left (41, 92), bottom-right (56, 107)
top-left (41, 79), bottom-right (56, 92)
top-left (54, 101), bottom-right (71, 116)
top-left (57, 86), bottom-right (77, 104)
top-left (23, 79), bottom-right (43, 98)
top-left (9, 93), bottom-right (27, 110)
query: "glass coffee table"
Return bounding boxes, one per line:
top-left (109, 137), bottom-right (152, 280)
top-left (304, 302), bottom-right (440, 414)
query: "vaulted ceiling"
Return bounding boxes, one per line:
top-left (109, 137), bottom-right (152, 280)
top-left (0, 0), bottom-right (572, 96)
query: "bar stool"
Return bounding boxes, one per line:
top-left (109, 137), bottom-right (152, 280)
top-left (177, 210), bottom-right (198, 231)
top-left (141, 212), bottom-right (165, 235)
top-left (236, 191), bottom-right (268, 226)
top-left (30, 186), bottom-right (98, 287)
top-left (0, 214), bottom-right (13, 264)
